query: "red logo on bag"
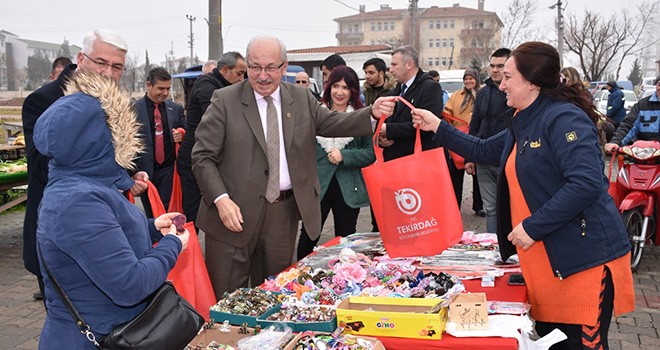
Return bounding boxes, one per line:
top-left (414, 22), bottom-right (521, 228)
top-left (395, 188), bottom-right (422, 215)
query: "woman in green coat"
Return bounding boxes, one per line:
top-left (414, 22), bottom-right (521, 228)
top-left (297, 66), bottom-right (376, 260)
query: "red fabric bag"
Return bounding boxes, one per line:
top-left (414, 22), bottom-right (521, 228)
top-left (441, 111), bottom-right (469, 170)
top-left (168, 128), bottom-right (185, 213)
top-left (362, 99), bottom-right (463, 258)
top-left (607, 151), bottom-right (624, 208)
top-left (130, 181), bottom-right (216, 320)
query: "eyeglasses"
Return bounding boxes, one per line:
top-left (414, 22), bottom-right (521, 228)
top-left (248, 61), bottom-right (286, 74)
top-left (83, 53), bottom-right (125, 73)
top-left (295, 80), bottom-right (308, 84)
top-left (489, 63), bottom-right (505, 69)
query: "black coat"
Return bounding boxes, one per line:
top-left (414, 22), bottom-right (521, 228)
top-left (384, 69), bottom-right (444, 161)
top-left (21, 64), bottom-right (76, 275)
top-left (178, 68), bottom-right (231, 166)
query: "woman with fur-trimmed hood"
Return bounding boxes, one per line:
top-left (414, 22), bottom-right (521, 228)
top-left (34, 71), bottom-right (189, 349)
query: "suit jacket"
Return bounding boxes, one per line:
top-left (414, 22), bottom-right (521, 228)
top-left (133, 97), bottom-right (185, 177)
top-left (192, 81), bottom-right (373, 247)
top-left (384, 69), bottom-right (443, 161)
top-left (21, 63), bottom-right (76, 275)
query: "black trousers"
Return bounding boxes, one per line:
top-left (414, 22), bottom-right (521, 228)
top-left (446, 150), bottom-right (465, 209)
top-left (176, 159), bottom-right (202, 224)
top-left (297, 176), bottom-right (360, 260)
top-left (472, 173), bottom-right (483, 211)
top-left (141, 164), bottom-right (174, 218)
top-left (535, 267), bottom-right (615, 350)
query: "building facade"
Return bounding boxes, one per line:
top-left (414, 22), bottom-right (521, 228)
top-left (334, 3), bottom-right (502, 71)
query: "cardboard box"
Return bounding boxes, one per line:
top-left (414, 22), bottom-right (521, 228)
top-left (283, 332), bottom-right (385, 350)
top-left (187, 324), bottom-right (253, 349)
top-left (448, 292), bottom-right (489, 330)
top-left (257, 304), bottom-right (337, 332)
top-left (336, 296), bottom-right (447, 339)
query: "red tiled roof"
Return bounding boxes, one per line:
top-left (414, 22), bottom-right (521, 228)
top-left (334, 9), bottom-right (408, 21)
top-left (287, 44), bottom-right (391, 54)
top-left (420, 6), bottom-right (497, 17)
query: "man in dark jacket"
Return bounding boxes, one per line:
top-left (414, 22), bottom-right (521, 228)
top-left (362, 57), bottom-right (396, 106)
top-left (605, 75), bottom-right (660, 152)
top-left (21, 29), bottom-right (135, 301)
top-left (379, 45), bottom-right (443, 161)
top-left (467, 48), bottom-right (514, 233)
top-left (177, 51), bottom-right (246, 223)
top-left (606, 81), bottom-right (626, 126)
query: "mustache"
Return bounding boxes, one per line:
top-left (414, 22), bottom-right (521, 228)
top-left (256, 77), bottom-right (274, 84)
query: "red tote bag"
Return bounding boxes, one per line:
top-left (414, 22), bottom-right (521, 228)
top-left (130, 181), bottom-right (216, 320)
top-left (168, 128), bottom-right (185, 213)
top-left (362, 98), bottom-right (463, 258)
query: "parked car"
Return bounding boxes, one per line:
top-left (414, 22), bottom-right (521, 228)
top-left (638, 76), bottom-right (657, 98)
top-left (588, 80), bottom-right (634, 95)
top-left (593, 89), bottom-right (638, 115)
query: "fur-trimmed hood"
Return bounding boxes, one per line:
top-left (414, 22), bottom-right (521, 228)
top-left (34, 71), bottom-right (143, 191)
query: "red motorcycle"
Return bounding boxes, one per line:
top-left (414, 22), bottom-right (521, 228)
top-left (609, 140), bottom-right (660, 270)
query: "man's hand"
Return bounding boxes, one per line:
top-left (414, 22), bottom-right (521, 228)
top-left (327, 149), bottom-right (343, 165)
top-left (130, 171), bottom-right (149, 195)
top-left (604, 142), bottom-right (619, 153)
top-left (172, 128), bottom-right (183, 143)
top-left (507, 222), bottom-right (535, 251)
top-left (465, 162), bottom-right (476, 175)
top-left (215, 196), bottom-right (244, 232)
top-left (378, 135), bottom-right (394, 147)
top-left (378, 123), bottom-right (387, 138)
top-left (371, 96), bottom-right (397, 119)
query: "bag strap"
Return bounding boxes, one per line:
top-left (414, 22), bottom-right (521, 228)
top-left (606, 148), bottom-right (622, 183)
top-left (372, 96), bottom-right (421, 163)
top-left (441, 111), bottom-right (468, 126)
top-left (37, 246), bottom-right (101, 348)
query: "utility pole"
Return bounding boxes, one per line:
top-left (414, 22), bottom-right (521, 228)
top-left (186, 14), bottom-right (196, 66)
top-left (550, 0), bottom-right (565, 67)
top-left (409, 0), bottom-right (419, 51)
top-left (208, 0), bottom-right (222, 59)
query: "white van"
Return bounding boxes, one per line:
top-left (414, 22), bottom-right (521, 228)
top-left (639, 76), bottom-right (657, 98)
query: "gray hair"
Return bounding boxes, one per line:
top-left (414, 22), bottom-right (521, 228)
top-left (82, 29), bottom-right (128, 54)
top-left (245, 36), bottom-right (287, 64)
top-left (392, 45), bottom-right (419, 68)
top-left (218, 51), bottom-right (244, 69)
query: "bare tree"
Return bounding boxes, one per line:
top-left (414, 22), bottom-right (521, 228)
top-left (564, 1), bottom-right (659, 81)
top-left (498, 0), bottom-right (541, 49)
top-left (121, 53), bottom-right (140, 92)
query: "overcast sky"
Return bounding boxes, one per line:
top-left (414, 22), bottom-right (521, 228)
top-left (0, 0), bottom-right (640, 75)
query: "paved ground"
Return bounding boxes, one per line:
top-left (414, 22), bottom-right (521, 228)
top-left (0, 176), bottom-right (658, 349)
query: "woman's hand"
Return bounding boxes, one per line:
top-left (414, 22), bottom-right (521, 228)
top-left (507, 223), bottom-right (535, 251)
top-left (154, 212), bottom-right (183, 234)
top-left (411, 108), bottom-right (441, 132)
top-left (327, 149), bottom-right (343, 165)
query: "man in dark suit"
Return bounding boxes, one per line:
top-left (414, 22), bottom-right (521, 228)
top-left (22, 29), bottom-right (143, 301)
top-left (177, 52), bottom-right (246, 224)
top-left (192, 36), bottom-right (395, 298)
top-left (134, 67), bottom-right (185, 214)
top-left (378, 46), bottom-right (443, 161)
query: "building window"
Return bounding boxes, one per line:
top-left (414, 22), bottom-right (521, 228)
top-left (449, 38), bottom-right (454, 47)
top-left (435, 39), bottom-right (441, 47)
top-left (347, 25), bottom-right (353, 33)
top-left (377, 22), bottom-right (382, 31)
top-left (442, 57), bottom-right (447, 66)
top-left (443, 20), bottom-right (448, 29)
top-left (354, 24), bottom-right (359, 32)
top-left (371, 22), bottom-right (375, 31)
top-left (428, 58), bottom-right (433, 66)
top-left (479, 20), bottom-right (484, 28)
top-left (435, 57), bottom-right (441, 66)
top-left (429, 21), bottom-right (434, 29)
top-left (450, 20), bottom-right (455, 28)
top-left (436, 20), bottom-right (441, 29)
top-left (443, 39), bottom-right (448, 47)
top-left (428, 39), bottom-right (433, 48)
top-left (472, 20), bottom-right (478, 29)
top-left (390, 22), bottom-right (395, 30)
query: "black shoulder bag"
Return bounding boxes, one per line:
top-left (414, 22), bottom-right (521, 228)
top-left (39, 247), bottom-right (205, 350)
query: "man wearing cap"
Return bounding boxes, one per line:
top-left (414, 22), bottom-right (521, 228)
top-left (605, 75), bottom-right (660, 152)
top-left (605, 81), bottom-right (626, 127)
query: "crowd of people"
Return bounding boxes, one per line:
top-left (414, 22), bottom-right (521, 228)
top-left (20, 27), bottom-right (654, 349)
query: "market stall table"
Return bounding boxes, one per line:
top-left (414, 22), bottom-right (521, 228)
top-left (299, 236), bottom-right (528, 350)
